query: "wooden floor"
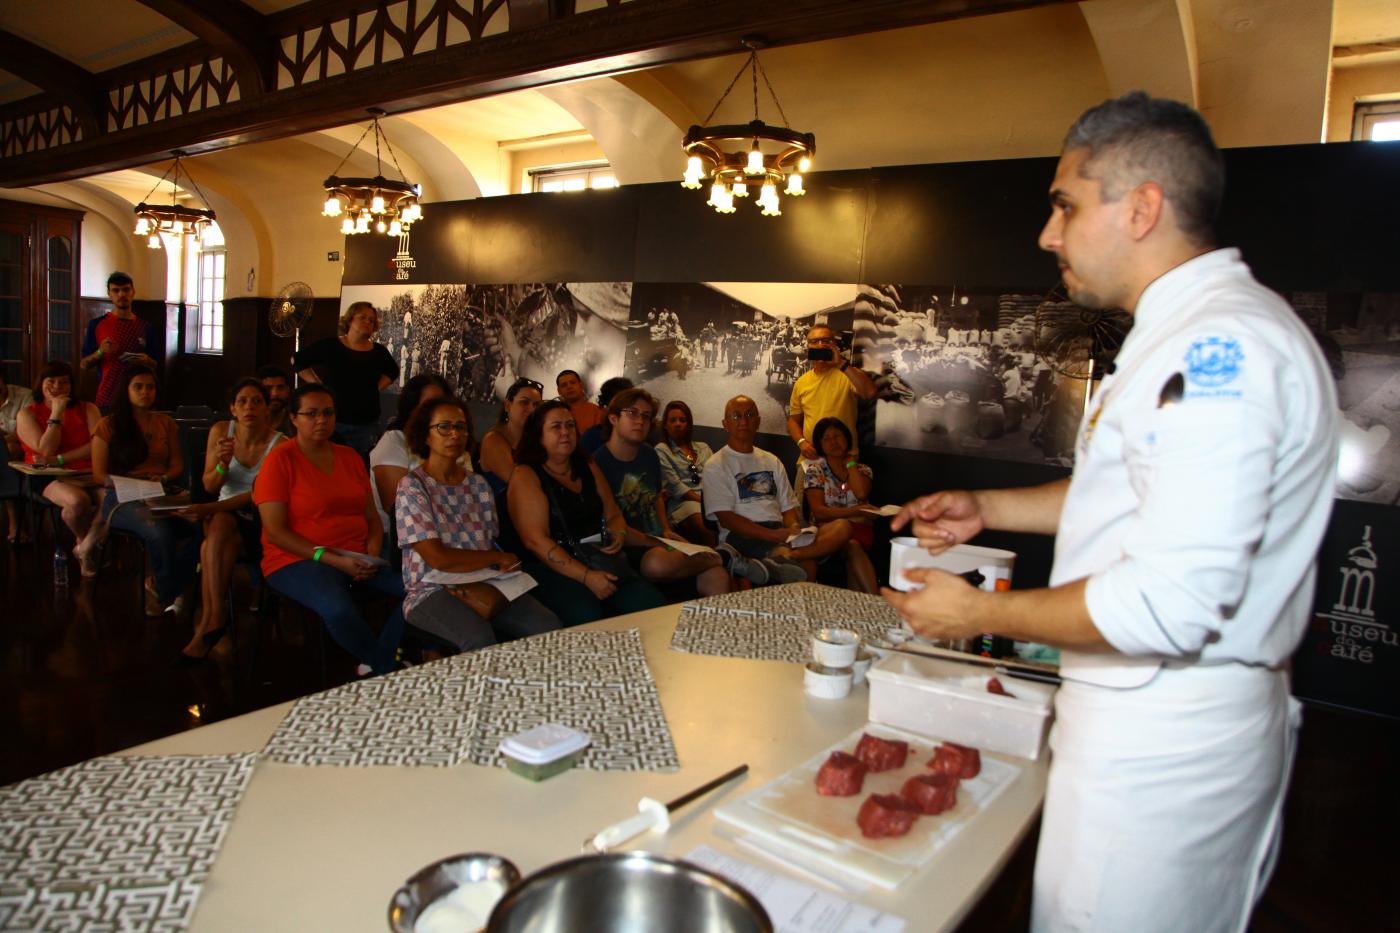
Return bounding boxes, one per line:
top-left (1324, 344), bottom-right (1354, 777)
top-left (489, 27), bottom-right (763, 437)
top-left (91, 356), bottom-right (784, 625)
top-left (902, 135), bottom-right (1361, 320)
top-left (1, 527), bottom-right (1396, 932)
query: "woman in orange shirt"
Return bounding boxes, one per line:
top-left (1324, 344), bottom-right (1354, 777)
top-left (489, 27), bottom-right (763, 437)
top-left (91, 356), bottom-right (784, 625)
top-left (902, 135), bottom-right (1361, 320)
top-left (253, 384), bottom-right (404, 676)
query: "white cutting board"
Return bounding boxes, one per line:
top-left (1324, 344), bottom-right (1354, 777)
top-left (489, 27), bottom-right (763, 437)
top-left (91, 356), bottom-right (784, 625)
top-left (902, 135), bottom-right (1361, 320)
top-left (714, 723), bottom-right (1022, 890)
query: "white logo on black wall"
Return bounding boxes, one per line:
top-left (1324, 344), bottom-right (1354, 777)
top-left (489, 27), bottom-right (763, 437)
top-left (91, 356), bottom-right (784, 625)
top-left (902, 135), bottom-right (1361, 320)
top-left (1316, 526), bottom-right (1393, 664)
top-left (394, 231), bottom-right (415, 281)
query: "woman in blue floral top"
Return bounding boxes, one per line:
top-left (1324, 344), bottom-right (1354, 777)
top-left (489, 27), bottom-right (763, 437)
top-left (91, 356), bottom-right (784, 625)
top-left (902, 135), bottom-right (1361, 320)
top-left (798, 417), bottom-right (879, 593)
top-left (395, 396), bottom-right (559, 652)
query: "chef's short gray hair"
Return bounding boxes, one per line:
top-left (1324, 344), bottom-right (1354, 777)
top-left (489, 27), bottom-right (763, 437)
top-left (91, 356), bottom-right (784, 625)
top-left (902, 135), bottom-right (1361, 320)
top-left (1064, 91), bottom-right (1224, 246)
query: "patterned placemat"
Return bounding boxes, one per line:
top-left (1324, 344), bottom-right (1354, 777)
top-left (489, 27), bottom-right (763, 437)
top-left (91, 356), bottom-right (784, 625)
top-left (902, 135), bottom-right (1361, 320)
top-left (0, 753), bottom-right (257, 933)
top-left (262, 629), bottom-right (679, 771)
top-left (671, 583), bottom-right (902, 663)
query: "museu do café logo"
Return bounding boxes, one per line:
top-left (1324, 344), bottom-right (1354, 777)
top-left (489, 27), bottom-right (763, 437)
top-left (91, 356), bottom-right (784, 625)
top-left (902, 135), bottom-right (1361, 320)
top-left (1316, 526), bottom-right (1392, 664)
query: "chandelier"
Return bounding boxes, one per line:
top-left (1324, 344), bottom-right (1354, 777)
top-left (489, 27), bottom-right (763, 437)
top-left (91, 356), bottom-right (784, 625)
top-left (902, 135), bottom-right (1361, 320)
top-left (133, 151), bottom-right (218, 250)
top-left (321, 108), bottom-right (423, 237)
top-left (681, 39), bottom-right (814, 217)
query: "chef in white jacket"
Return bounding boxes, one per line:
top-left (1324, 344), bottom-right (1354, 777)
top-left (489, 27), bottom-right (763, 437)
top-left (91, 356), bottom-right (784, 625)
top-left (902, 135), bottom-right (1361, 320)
top-left (884, 91), bottom-right (1339, 933)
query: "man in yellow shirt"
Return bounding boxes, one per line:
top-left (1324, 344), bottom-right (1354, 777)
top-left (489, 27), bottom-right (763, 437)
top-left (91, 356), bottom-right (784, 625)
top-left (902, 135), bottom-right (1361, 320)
top-left (786, 324), bottom-right (877, 461)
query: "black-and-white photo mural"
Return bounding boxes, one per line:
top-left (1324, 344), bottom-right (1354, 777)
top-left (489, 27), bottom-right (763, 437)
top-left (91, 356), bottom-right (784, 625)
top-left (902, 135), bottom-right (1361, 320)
top-left (624, 282), bottom-right (857, 431)
top-left (340, 282), bottom-right (630, 403)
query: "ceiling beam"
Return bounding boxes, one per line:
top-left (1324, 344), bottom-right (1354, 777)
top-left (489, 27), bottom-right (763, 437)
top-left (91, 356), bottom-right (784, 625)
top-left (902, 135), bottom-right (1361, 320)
top-left (1, 0), bottom-right (1072, 187)
top-left (0, 29), bottom-right (102, 138)
top-left (132, 0), bottom-right (275, 99)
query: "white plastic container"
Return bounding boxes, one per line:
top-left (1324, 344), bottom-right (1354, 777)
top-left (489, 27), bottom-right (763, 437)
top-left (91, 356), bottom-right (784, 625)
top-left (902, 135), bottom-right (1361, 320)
top-left (888, 539), bottom-right (1016, 593)
top-left (866, 653), bottom-right (1055, 760)
top-left (499, 723), bottom-right (591, 781)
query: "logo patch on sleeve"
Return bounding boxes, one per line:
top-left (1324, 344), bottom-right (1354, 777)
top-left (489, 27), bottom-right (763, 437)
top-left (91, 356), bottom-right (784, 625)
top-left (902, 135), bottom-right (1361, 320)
top-left (1184, 336), bottom-right (1244, 398)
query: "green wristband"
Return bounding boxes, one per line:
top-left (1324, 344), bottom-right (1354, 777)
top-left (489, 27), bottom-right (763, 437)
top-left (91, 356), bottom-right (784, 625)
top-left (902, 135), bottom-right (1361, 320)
top-left (56, 454), bottom-right (65, 467)
top-left (845, 459), bottom-right (858, 468)
top-left (214, 463), bottom-right (227, 476)
top-left (312, 546), bottom-right (326, 562)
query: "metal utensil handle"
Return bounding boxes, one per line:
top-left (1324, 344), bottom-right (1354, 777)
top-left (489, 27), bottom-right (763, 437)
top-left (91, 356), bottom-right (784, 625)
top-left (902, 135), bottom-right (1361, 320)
top-left (664, 764), bottom-right (749, 812)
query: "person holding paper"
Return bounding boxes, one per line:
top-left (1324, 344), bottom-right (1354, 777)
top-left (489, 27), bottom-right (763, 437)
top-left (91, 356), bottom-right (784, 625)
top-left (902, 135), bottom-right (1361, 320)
top-left (655, 400), bottom-right (716, 547)
top-left (15, 361), bottom-right (105, 572)
top-left (91, 367), bottom-right (199, 614)
top-left (254, 384), bottom-right (404, 676)
top-left (592, 388), bottom-right (729, 597)
top-left (79, 272), bottom-right (159, 412)
top-left (703, 396), bottom-right (850, 586)
top-left (394, 396), bottom-right (559, 652)
top-left (798, 418), bottom-right (878, 594)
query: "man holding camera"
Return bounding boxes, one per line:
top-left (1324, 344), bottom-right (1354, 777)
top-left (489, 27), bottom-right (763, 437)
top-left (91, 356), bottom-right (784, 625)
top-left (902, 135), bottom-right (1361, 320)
top-left (786, 323), bottom-right (877, 461)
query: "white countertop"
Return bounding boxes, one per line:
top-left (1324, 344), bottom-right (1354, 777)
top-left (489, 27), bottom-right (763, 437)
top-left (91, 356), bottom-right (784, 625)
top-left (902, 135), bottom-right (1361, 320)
top-left (119, 602), bottom-right (1047, 932)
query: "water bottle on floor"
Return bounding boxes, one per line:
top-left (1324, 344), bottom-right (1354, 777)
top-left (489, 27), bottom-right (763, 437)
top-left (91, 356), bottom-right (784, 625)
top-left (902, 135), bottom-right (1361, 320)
top-left (53, 545), bottom-right (69, 587)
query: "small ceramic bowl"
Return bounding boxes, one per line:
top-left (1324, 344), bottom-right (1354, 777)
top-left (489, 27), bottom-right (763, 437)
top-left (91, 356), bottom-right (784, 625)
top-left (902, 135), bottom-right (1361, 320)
top-left (850, 650), bottom-right (875, 686)
top-left (388, 852), bottom-right (520, 933)
top-left (804, 662), bottom-right (854, 699)
top-left (811, 628), bottom-right (860, 667)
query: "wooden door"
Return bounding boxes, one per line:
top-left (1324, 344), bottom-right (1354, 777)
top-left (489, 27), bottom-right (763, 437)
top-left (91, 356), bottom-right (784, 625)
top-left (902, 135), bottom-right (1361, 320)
top-left (0, 220), bottom-right (25, 387)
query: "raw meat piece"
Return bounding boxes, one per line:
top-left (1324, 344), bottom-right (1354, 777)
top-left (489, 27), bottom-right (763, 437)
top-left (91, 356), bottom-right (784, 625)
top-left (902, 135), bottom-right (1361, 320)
top-left (815, 751), bottom-right (867, 796)
top-left (900, 773), bottom-right (959, 815)
top-left (854, 733), bottom-right (909, 772)
top-left (929, 742), bottom-right (981, 779)
top-left (987, 676), bottom-right (1014, 697)
top-left (857, 793), bottom-right (920, 838)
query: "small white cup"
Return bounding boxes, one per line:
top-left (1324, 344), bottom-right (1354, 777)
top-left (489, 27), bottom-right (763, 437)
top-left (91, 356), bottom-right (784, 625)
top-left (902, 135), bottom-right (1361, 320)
top-left (812, 628), bottom-right (860, 668)
top-left (851, 650), bottom-right (875, 686)
top-left (804, 662), bottom-right (853, 699)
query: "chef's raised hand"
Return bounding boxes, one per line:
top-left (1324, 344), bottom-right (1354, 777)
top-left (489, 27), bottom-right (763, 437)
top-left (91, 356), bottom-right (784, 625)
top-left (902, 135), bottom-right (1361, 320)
top-left (890, 490), bottom-right (983, 553)
top-left (881, 569), bottom-right (983, 641)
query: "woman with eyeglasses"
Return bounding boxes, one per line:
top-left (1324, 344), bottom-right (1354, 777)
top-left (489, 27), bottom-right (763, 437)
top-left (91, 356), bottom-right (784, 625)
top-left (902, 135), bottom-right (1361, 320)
top-left (174, 378), bottom-right (286, 661)
top-left (799, 417), bottom-right (879, 594)
top-left (394, 396), bottom-right (560, 652)
top-left (91, 366), bottom-right (201, 614)
top-left (15, 361), bottom-right (105, 570)
top-left (253, 384), bottom-right (404, 676)
top-left (507, 399), bottom-right (665, 626)
top-left (478, 376), bottom-right (542, 498)
top-left (655, 400), bottom-right (717, 547)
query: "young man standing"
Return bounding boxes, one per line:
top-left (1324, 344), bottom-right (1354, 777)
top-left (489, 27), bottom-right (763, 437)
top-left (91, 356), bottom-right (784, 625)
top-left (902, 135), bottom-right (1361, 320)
top-left (556, 369), bottom-right (603, 435)
top-left (592, 387), bottom-right (729, 596)
top-left (80, 272), bottom-right (159, 411)
top-left (258, 365), bottom-right (295, 436)
top-left (885, 92), bottom-right (1339, 932)
top-left (787, 323), bottom-right (877, 462)
top-left (705, 395), bottom-right (852, 584)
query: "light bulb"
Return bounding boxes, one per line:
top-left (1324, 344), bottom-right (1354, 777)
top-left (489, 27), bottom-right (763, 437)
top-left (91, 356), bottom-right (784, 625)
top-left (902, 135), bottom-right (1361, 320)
top-left (172, 219), bottom-right (184, 234)
top-left (375, 218), bottom-right (388, 234)
top-left (798, 156), bottom-right (811, 173)
top-left (715, 187), bottom-right (736, 214)
top-left (355, 214), bottom-right (370, 234)
top-left (759, 181), bottom-right (781, 216)
top-left (370, 194), bottom-right (386, 214)
top-left (707, 181), bottom-right (727, 210)
top-left (786, 173), bottom-right (804, 196)
top-left (134, 217), bottom-right (150, 236)
top-left (681, 156), bottom-right (704, 189)
top-left (731, 180), bottom-right (748, 198)
top-left (340, 217), bottom-right (355, 235)
top-left (388, 219), bottom-right (402, 236)
top-left (745, 143), bottom-right (764, 176)
top-left (146, 233), bottom-right (162, 250)
top-left (323, 196), bottom-right (341, 217)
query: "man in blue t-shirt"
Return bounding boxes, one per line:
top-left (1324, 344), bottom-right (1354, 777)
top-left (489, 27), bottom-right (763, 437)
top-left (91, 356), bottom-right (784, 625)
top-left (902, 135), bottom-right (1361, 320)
top-left (592, 387), bottom-right (731, 596)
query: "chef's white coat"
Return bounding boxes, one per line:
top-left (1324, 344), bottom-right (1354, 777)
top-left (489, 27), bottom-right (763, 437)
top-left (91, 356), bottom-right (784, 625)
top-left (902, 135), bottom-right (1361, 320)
top-left (1033, 249), bottom-right (1339, 932)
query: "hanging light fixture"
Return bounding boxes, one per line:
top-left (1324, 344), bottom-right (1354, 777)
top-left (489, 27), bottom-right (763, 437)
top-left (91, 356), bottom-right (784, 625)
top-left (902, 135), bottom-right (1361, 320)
top-left (321, 108), bottom-right (423, 237)
top-left (132, 151), bottom-right (218, 250)
top-left (681, 38), bottom-right (814, 217)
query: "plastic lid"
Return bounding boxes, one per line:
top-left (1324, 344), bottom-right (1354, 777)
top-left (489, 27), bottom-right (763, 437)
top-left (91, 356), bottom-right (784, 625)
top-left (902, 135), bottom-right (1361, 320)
top-left (499, 723), bottom-right (591, 764)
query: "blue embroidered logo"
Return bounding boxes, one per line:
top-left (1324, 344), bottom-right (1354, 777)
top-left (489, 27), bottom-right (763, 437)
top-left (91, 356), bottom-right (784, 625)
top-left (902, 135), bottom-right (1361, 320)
top-left (1184, 336), bottom-right (1243, 388)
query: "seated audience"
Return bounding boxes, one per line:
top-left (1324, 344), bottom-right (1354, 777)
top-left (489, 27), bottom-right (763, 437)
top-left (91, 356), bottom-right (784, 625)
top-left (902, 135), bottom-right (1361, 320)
top-left (257, 365), bottom-right (295, 436)
top-left (395, 396), bottom-right (560, 652)
top-left (593, 388), bottom-right (729, 596)
top-left (15, 362), bottom-right (104, 570)
top-left (578, 376), bottom-right (632, 454)
top-left (91, 367), bottom-right (200, 613)
top-left (655, 400), bottom-right (716, 546)
top-left (177, 378), bottom-right (287, 661)
top-left (478, 376), bottom-right (543, 498)
top-left (370, 372), bottom-right (453, 540)
top-left (254, 384), bottom-right (404, 676)
top-left (798, 417), bottom-right (879, 594)
top-left (1, 369), bottom-right (34, 542)
top-left (557, 369), bottom-right (603, 436)
top-left (703, 395), bottom-right (853, 585)
top-left (508, 400), bottom-right (665, 626)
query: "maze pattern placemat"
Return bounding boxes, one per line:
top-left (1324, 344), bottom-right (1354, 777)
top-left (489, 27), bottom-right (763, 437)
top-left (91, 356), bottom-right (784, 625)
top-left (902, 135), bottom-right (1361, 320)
top-left (672, 583), bottom-right (902, 663)
top-left (0, 753), bottom-right (257, 933)
top-left (262, 629), bottom-right (678, 771)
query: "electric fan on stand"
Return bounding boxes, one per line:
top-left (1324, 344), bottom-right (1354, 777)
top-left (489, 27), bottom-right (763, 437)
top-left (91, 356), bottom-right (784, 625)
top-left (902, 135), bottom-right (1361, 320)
top-left (268, 282), bottom-right (314, 382)
top-left (1033, 285), bottom-right (1132, 384)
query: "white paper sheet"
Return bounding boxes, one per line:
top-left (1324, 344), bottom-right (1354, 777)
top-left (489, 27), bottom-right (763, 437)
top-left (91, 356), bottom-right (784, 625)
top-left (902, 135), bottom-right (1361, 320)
top-left (326, 548), bottom-right (390, 567)
top-left (422, 566), bottom-right (501, 585)
top-left (786, 526), bottom-right (818, 548)
top-left (685, 846), bottom-right (906, 933)
top-left (484, 571), bottom-right (538, 601)
top-left (110, 475), bottom-right (165, 503)
top-left (861, 504), bottom-right (903, 517)
top-left (659, 538), bottom-right (718, 558)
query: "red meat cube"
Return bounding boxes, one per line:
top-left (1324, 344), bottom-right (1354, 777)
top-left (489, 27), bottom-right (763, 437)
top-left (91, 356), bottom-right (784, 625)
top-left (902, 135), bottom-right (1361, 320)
top-left (900, 773), bottom-right (959, 815)
top-left (857, 793), bottom-right (920, 839)
top-left (815, 751), bottom-right (867, 797)
top-left (987, 677), bottom-right (1014, 697)
top-left (854, 733), bottom-right (909, 772)
top-left (928, 742), bottom-right (981, 779)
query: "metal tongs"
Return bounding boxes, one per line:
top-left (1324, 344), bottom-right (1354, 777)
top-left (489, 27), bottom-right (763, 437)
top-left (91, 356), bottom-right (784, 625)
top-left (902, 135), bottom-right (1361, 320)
top-left (582, 764), bottom-right (749, 853)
